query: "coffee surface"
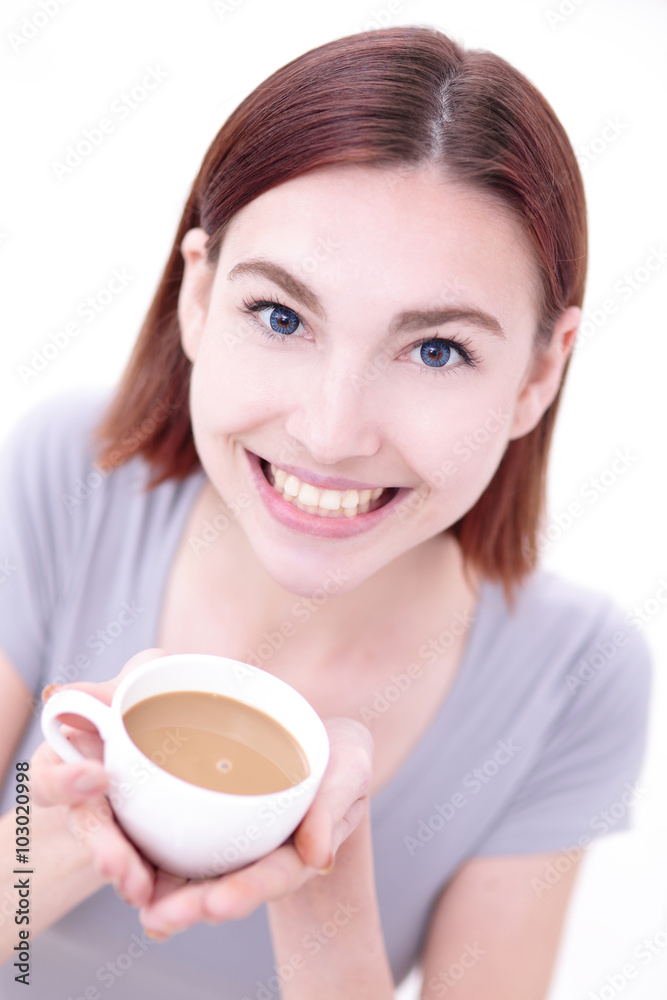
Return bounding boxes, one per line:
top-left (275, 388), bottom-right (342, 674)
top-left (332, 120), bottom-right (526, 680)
top-left (123, 691), bottom-right (309, 794)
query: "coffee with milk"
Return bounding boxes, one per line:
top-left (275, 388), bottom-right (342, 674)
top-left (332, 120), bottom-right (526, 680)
top-left (123, 690), bottom-right (310, 795)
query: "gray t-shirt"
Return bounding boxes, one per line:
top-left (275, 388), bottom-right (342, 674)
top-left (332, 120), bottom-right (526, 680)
top-left (0, 392), bottom-right (652, 1000)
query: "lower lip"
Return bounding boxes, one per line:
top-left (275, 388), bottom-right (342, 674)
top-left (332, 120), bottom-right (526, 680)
top-left (244, 450), bottom-right (412, 539)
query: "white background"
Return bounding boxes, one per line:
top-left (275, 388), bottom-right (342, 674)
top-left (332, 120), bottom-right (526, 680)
top-left (0, 0), bottom-right (665, 997)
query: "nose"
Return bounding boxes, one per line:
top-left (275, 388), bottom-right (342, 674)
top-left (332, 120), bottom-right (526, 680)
top-left (283, 356), bottom-right (382, 466)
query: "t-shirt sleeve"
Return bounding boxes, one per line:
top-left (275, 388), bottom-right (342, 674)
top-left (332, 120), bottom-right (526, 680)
top-left (0, 393), bottom-right (103, 693)
top-left (473, 601), bottom-right (653, 855)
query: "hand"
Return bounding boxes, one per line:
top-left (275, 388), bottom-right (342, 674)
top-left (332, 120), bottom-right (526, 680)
top-left (32, 651), bottom-right (374, 939)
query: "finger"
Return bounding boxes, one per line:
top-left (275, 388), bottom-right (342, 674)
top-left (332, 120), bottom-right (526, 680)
top-left (57, 724), bottom-right (105, 761)
top-left (139, 876), bottom-right (211, 934)
top-left (141, 872), bottom-right (191, 936)
top-left (70, 797), bottom-right (155, 907)
top-left (151, 871), bottom-right (190, 906)
top-left (203, 843), bottom-right (317, 921)
top-left (293, 717), bottom-right (373, 870)
top-left (30, 740), bottom-right (108, 807)
top-left (292, 802), bottom-right (333, 872)
top-left (139, 842), bottom-right (316, 934)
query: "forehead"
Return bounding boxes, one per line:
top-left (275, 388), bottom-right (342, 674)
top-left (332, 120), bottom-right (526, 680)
top-left (218, 164), bottom-right (541, 327)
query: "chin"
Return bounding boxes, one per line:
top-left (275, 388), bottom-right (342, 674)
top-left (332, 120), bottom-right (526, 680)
top-left (268, 555), bottom-right (355, 600)
top-left (249, 535), bottom-right (370, 600)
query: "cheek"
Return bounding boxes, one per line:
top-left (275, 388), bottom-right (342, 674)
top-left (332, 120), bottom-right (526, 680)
top-left (188, 357), bottom-right (239, 453)
top-left (189, 323), bottom-right (274, 437)
top-left (416, 398), bottom-right (516, 527)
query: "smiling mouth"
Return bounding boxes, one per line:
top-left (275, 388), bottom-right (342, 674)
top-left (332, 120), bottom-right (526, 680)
top-left (260, 459), bottom-right (399, 518)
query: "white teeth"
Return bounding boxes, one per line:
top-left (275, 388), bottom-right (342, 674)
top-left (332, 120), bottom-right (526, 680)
top-left (271, 464), bottom-right (287, 490)
top-left (264, 461), bottom-right (389, 518)
top-left (319, 489), bottom-right (342, 511)
top-left (283, 474), bottom-right (300, 498)
top-left (298, 482), bottom-right (321, 506)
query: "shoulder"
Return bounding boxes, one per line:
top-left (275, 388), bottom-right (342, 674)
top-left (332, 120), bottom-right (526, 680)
top-left (506, 567), bottom-right (653, 746)
top-left (1, 389), bottom-right (178, 517)
top-left (478, 566), bottom-right (653, 727)
top-left (1, 389), bottom-right (112, 484)
top-left (0, 390), bottom-right (113, 529)
top-left (500, 567), bottom-right (651, 670)
top-left (509, 566), bottom-right (621, 628)
top-left (0, 389), bottom-right (160, 567)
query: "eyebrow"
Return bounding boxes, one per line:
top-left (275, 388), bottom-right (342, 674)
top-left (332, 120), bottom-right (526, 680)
top-left (227, 258), bottom-right (506, 339)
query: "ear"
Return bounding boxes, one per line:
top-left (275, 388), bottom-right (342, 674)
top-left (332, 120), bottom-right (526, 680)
top-left (178, 228), bottom-right (216, 362)
top-left (508, 305), bottom-right (581, 441)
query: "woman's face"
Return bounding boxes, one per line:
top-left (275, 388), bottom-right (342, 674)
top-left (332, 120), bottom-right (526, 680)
top-left (179, 164), bottom-right (578, 596)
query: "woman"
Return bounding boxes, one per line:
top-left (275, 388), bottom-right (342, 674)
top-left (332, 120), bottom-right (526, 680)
top-left (0, 24), bottom-right (652, 1000)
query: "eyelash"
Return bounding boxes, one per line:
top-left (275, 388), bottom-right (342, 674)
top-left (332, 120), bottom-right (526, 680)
top-left (241, 296), bottom-right (481, 374)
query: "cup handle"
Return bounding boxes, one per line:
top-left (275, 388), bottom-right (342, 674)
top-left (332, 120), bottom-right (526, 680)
top-left (40, 690), bottom-right (115, 764)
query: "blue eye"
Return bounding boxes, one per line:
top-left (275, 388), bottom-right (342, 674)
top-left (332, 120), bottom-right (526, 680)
top-left (245, 299), bottom-right (303, 337)
top-left (410, 337), bottom-right (474, 371)
top-left (266, 304), bottom-right (300, 335)
top-left (419, 340), bottom-right (452, 367)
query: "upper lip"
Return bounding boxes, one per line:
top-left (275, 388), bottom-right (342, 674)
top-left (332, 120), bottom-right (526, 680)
top-left (255, 453), bottom-right (392, 492)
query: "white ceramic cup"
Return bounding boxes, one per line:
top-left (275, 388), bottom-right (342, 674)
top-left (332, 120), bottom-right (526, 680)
top-left (40, 654), bottom-right (330, 879)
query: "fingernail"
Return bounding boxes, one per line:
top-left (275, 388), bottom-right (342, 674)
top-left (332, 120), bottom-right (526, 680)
top-left (145, 924), bottom-right (183, 941)
top-left (318, 855), bottom-right (335, 876)
top-left (42, 683), bottom-right (62, 703)
top-left (73, 771), bottom-right (106, 792)
top-left (145, 929), bottom-right (170, 942)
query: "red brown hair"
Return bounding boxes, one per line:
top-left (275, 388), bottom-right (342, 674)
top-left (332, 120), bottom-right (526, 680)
top-left (93, 25), bottom-right (586, 604)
